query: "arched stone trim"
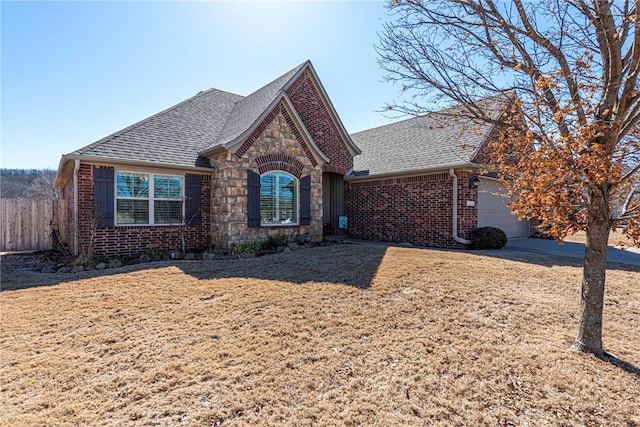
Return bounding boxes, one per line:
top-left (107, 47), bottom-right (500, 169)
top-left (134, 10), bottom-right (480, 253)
top-left (255, 153), bottom-right (305, 178)
top-left (235, 106), bottom-right (280, 158)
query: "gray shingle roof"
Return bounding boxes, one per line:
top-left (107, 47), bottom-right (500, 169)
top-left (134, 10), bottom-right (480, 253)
top-left (72, 88), bottom-right (243, 168)
top-left (69, 62), bottom-right (308, 168)
top-left (351, 104), bottom-right (497, 177)
top-left (215, 63), bottom-right (306, 148)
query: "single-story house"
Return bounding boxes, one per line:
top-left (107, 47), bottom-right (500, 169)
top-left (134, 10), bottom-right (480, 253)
top-left (345, 102), bottom-right (529, 248)
top-left (54, 60), bottom-right (527, 255)
top-left (54, 61), bottom-right (360, 255)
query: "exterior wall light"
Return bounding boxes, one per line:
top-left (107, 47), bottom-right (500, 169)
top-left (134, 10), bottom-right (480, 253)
top-left (469, 176), bottom-right (480, 189)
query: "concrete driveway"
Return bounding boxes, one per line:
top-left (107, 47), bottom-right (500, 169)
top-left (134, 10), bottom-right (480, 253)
top-left (506, 238), bottom-right (640, 267)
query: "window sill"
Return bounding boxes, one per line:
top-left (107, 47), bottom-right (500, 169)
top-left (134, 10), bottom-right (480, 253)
top-left (115, 223), bottom-right (185, 227)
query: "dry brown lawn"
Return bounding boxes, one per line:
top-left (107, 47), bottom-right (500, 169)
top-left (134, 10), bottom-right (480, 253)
top-left (1, 245), bottom-right (639, 426)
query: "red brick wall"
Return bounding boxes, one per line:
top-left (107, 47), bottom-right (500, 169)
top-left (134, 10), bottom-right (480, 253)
top-left (62, 178), bottom-right (76, 253)
top-left (472, 125), bottom-right (518, 168)
top-left (344, 171), bottom-right (477, 249)
top-left (286, 71), bottom-right (353, 175)
top-left (75, 164), bottom-right (211, 256)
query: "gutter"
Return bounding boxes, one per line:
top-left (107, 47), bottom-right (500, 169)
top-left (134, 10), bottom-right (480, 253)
top-left (344, 162), bottom-right (477, 183)
top-left (54, 154), bottom-right (214, 190)
top-left (67, 154), bottom-right (214, 173)
top-left (449, 169), bottom-right (472, 245)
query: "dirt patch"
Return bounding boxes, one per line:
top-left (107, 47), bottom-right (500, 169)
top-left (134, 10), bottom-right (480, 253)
top-left (1, 250), bottom-right (65, 273)
top-left (1, 245), bottom-right (639, 426)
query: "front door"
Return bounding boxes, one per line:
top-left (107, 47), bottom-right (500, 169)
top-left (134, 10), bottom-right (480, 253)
top-left (322, 172), bottom-right (344, 235)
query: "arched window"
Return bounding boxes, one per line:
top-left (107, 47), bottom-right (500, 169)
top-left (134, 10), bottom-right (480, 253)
top-left (260, 172), bottom-right (297, 225)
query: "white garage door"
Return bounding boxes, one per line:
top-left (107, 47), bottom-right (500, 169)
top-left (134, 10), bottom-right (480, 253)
top-left (477, 178), bottom-right (528, 238)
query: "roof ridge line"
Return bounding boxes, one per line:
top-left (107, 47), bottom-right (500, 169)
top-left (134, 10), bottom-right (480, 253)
top-left (351, 95), bottom-right (508, 137)
top-left (73, 88), bottom-right (242, 155)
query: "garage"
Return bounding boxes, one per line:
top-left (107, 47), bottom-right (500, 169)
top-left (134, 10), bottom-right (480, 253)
top-left (477, 178), bottom-right (529, 238)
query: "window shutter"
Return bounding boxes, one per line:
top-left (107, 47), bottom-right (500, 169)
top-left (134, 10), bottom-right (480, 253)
top-left (247, 170), bottom-right (261, 227)
top-left (94, 167), bottom-right (114, 227)
top-left (300, 175), bottom-right (311, 226)
top-left (185, 175), bottom-right (202, 226)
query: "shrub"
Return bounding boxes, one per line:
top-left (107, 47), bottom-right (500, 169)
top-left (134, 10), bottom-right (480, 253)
top-left (231, 241), bottom-right (263, 255)
top-left (470, 227), bottom-right (507, 250)
top-left (143, 248), bottom-right (161, 257)
top-left (263, 234), bottom-right (288, 250)
top-left (205, 247), bottom-right (223, 255)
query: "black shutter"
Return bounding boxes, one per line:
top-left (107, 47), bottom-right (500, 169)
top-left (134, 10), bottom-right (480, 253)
top-left (300, 175), bottom-right (311, 226)
top-left (185, 175), bottom-right (202, 226)
top-left (94, 167), bottom-right (114, 227)
top-left (247, 170), bottom-right (261, 227)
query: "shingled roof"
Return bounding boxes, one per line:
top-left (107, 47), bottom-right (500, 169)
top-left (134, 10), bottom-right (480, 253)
top-left (350, 100), bottom-right (504, 177)
top-left (65, 62), bottom-right (309, 170)
top-left (71, 88), bottom-right (243, 169)
top-left (214, 63), bottom-right (306, 149)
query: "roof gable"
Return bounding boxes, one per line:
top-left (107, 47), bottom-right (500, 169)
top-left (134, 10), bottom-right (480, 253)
top-left (199, 61), bottom-right (360, 159)
top-left (213, 63), bottom-right (307, 150)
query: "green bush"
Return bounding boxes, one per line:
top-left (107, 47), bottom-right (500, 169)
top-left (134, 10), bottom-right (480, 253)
top-left (143, 248), bottom-right (161, 257)
top-left (263, 234), bottom-right (288, 250)
top-left (231, 241), bottom-right (263, 254)
top-left (470, 227), bottom-right (508, 250)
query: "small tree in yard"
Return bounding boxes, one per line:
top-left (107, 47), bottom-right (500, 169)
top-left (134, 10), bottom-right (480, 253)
top-left (378, 0), bottom-right (639, 356)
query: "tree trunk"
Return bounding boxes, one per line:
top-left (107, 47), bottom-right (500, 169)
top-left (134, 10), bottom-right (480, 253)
top-left (572, 187), bottom-right (610, 355)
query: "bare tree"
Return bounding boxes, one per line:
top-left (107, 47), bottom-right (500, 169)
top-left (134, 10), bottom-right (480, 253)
top-left (25, 173), bottom-right (60, 199)
top-left (378, 0), bottom-right (639, 356)
top-left (1, 169), bottom-right (59, 199)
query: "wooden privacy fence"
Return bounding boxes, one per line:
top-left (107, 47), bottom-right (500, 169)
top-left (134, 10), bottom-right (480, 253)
top-left (0, 198), bottom-right (68, 252)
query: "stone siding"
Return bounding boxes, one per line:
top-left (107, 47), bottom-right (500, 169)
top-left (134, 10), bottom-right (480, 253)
top-left (210, 106), bottom-right (323, 249)
top-left (345, 171), bottom-right (477, 249)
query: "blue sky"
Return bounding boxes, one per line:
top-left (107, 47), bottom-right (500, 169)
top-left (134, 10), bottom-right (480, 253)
top-left (1, 1), bottom-right (403, 170)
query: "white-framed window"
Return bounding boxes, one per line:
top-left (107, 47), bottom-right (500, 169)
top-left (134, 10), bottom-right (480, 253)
top-left (260, 171), bottom-right (298, 225)
top-left (115, 171), bottom-right (184, 225)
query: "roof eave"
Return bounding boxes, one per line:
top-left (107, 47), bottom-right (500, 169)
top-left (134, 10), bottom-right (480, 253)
top-left (199, 145), bottom-right (227, 158)
top-left (53, 155), bottom-right (75, 189)
top-left (345, 162), bottom-right (478, 182)
top-left (54, 154), bottom-right (213, 189)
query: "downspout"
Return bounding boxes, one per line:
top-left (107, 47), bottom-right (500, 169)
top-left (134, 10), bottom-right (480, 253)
top-left (449, 169), bottom-right (472, 245)
top-left (73, 159), bottom-right (80, 256)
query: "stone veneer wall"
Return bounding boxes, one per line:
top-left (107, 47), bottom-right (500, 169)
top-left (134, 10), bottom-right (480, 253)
top-left (74, 164), bottom-right (212, 256)
top-left (210, 108), bottom-right (323, 249)
top-left (344, 171), bottom-right (477, 249)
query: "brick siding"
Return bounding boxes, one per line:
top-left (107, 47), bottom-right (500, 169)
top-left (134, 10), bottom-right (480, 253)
top-left (344, 171), bottom-right (477, 249)
top-left (286, 70), bottom-right (353, 174)
top-left (62, 179), bottom-right (76, 253)
top-left (472, 125), bottom-right (518, 168)
top-left (74, 164), bottom-right (211, 256)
